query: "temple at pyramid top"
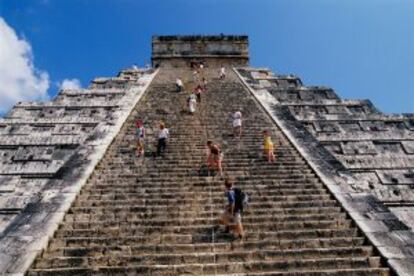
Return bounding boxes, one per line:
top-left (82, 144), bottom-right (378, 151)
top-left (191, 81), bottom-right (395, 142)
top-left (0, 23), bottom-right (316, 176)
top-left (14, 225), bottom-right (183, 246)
top-left (152, 35), bottom-right (249, 67)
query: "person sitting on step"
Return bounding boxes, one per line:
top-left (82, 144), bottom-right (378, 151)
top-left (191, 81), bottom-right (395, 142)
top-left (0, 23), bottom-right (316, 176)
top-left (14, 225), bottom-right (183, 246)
top-left (263, 130), bottom-right (276, 163)
top-left (156, 122), bottom-right (169, 157)
top-left (219, 177), bottom-right (244, 239)
top-left (206, 140), bottom-right (223, 176)
top-left (219, 66), bottom-right (226, 80)
top-left (135, 119), bottom-right (145, 157)
top-left (176, 78), bottom-right (184, 92)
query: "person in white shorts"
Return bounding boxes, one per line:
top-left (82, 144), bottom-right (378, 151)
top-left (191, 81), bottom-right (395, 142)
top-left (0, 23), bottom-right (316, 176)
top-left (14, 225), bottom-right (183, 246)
top-left (188, 93), bottom-right (197, 114)
top-left (232, 111), bottom-right (242, 138)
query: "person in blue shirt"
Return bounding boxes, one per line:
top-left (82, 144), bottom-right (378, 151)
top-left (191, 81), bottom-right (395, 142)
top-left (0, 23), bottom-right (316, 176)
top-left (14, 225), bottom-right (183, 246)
top-left (218, 177), bottom-right (244, 239)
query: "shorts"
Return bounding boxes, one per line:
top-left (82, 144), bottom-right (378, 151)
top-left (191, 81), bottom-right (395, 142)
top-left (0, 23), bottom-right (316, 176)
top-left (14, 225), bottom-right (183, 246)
top-left (233, 119), bottom-right (242, 128)
top-left (221, 210), bottom-right (242, 225)
top-left (136, 138), bottom-right (144, 146)
top-left (264, 145), bottom-right (273, 151)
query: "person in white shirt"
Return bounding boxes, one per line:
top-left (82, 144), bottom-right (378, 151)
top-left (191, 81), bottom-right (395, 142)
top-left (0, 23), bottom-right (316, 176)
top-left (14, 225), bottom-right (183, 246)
top-left (156, 122), bottom-right (169, 157)
top-left (232, 111), bottom-right (242, 138)
top-left (219, 66), bottom-right (226, 80)
top-left (193, 70), bottom-right (199, 83)
top-left (176, 78), bottom-right (184, 92)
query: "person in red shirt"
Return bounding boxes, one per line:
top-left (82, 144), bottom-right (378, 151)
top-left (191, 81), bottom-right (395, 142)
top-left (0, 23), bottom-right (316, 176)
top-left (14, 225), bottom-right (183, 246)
top-left (206, 140), bottom-right (223, 176)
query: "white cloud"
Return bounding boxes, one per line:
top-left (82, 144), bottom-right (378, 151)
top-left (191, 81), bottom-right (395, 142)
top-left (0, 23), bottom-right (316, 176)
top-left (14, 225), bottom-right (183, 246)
top-left (0, 17), bottom-right (50, 114)
top-left (58, 78), bottom-right (82, 90)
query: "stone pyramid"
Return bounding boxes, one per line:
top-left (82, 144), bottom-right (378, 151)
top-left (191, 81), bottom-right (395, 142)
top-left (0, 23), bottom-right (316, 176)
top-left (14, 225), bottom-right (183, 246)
top-left (0, 35), bottom-right (413, 275)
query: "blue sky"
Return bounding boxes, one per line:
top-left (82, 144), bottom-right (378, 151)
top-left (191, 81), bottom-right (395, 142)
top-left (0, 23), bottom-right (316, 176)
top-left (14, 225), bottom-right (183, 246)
top-left (1, 0), bottom-right (413, 114)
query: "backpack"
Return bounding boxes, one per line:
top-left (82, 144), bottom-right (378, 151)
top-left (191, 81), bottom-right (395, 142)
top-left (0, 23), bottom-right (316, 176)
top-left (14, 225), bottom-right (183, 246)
top-left (234, 188), bottom-right (249, 213)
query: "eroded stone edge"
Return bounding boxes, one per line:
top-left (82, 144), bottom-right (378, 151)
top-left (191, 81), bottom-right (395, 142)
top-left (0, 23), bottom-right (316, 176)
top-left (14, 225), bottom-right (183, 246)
top-left (0, 69), bottom-right (159, 274)
top-left (234, 67), bottom-right (414, 276)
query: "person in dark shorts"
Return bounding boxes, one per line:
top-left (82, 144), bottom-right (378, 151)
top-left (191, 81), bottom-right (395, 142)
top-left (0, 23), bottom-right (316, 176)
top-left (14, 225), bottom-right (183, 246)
top-left (219, 177), bottom-right (244, 239)
top-left (156, 122), bottom-right (169, 157)
top-left (176, 78), bottom-right (184, 92)
top-left (194, 85), bottom-right (203, 103)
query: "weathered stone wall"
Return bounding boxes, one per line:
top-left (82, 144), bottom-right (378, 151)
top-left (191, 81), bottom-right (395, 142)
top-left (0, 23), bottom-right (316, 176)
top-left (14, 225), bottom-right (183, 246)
top-left (152, 35), bottom-right (249, 67)
top-left (237, 67), bottom-right (414, 228)
top-left (0, 67), bottom-right (157, 274)
top-left (236, 67), bottom-right (414, 275)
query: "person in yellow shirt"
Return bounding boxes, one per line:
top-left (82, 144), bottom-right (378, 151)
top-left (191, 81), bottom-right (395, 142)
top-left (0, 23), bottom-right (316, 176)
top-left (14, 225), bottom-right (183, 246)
top-left (263, 130), bottom-right (275, 163)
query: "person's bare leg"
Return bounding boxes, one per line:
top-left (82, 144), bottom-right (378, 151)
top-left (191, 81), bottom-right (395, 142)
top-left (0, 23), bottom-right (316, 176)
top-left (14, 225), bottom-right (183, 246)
top-left (217, 160), bottom-right (223, 176)
top-left (235, 223), bottom-right (244, 238)
top-left (136, 142), bottom-right (141, 157)
top-left (270, 149), bottom-right (275, 163)
top-left (234, 126), bottom-right (241, 139)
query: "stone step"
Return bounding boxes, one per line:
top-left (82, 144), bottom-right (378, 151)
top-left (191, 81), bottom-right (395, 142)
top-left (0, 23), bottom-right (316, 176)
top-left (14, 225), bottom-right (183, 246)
top-left (34, 246), bottom-right (374, 268)
top-left (72, 198), bottom-right (337, 208)
top-left (100, 161), bottom-right (309, 168)
top-left (212, 268), bottom-right (390, 276)
top-left (28, 257), bottom-right (382, 275)
top-left (49, 228), bottom-right (360, 248)
top-left (62, 213), bottom-right (347, 227)
top-left (55, 220), bottom-right (352, 237)
top-left (75, 193), bottom-right (331, 203)
top-left (103, 157), bottom-right (306, 165)
top-left (79, 188), bottom-right (329, 198)
top-left (44, 237), bottom-right (366, 258)
top-left (94, 169), bottom-right (315, 177)
top-left (101, 161), bottom-right (308, 168)
top-left (80, 184), bottom-right (327, 194)
top-left (68, 200), bottom-right (340, 214)
top-left (95, 174), bottom-right (320, 182)
top-left (66, 206), bottom-right (343, 221)
top-left (87, 178), bottom-right (323, 187)
top-left (86, 182), bottom-right (323, 191)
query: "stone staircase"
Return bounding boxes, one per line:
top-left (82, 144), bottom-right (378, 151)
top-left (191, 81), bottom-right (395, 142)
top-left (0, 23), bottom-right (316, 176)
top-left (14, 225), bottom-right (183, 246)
top-left (28, 68), bottom-right (391, 275)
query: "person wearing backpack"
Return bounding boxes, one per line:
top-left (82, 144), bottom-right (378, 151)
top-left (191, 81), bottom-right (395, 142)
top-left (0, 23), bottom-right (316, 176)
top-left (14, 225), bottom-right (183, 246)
top-left (218, 177), bottom-right (245, 239)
